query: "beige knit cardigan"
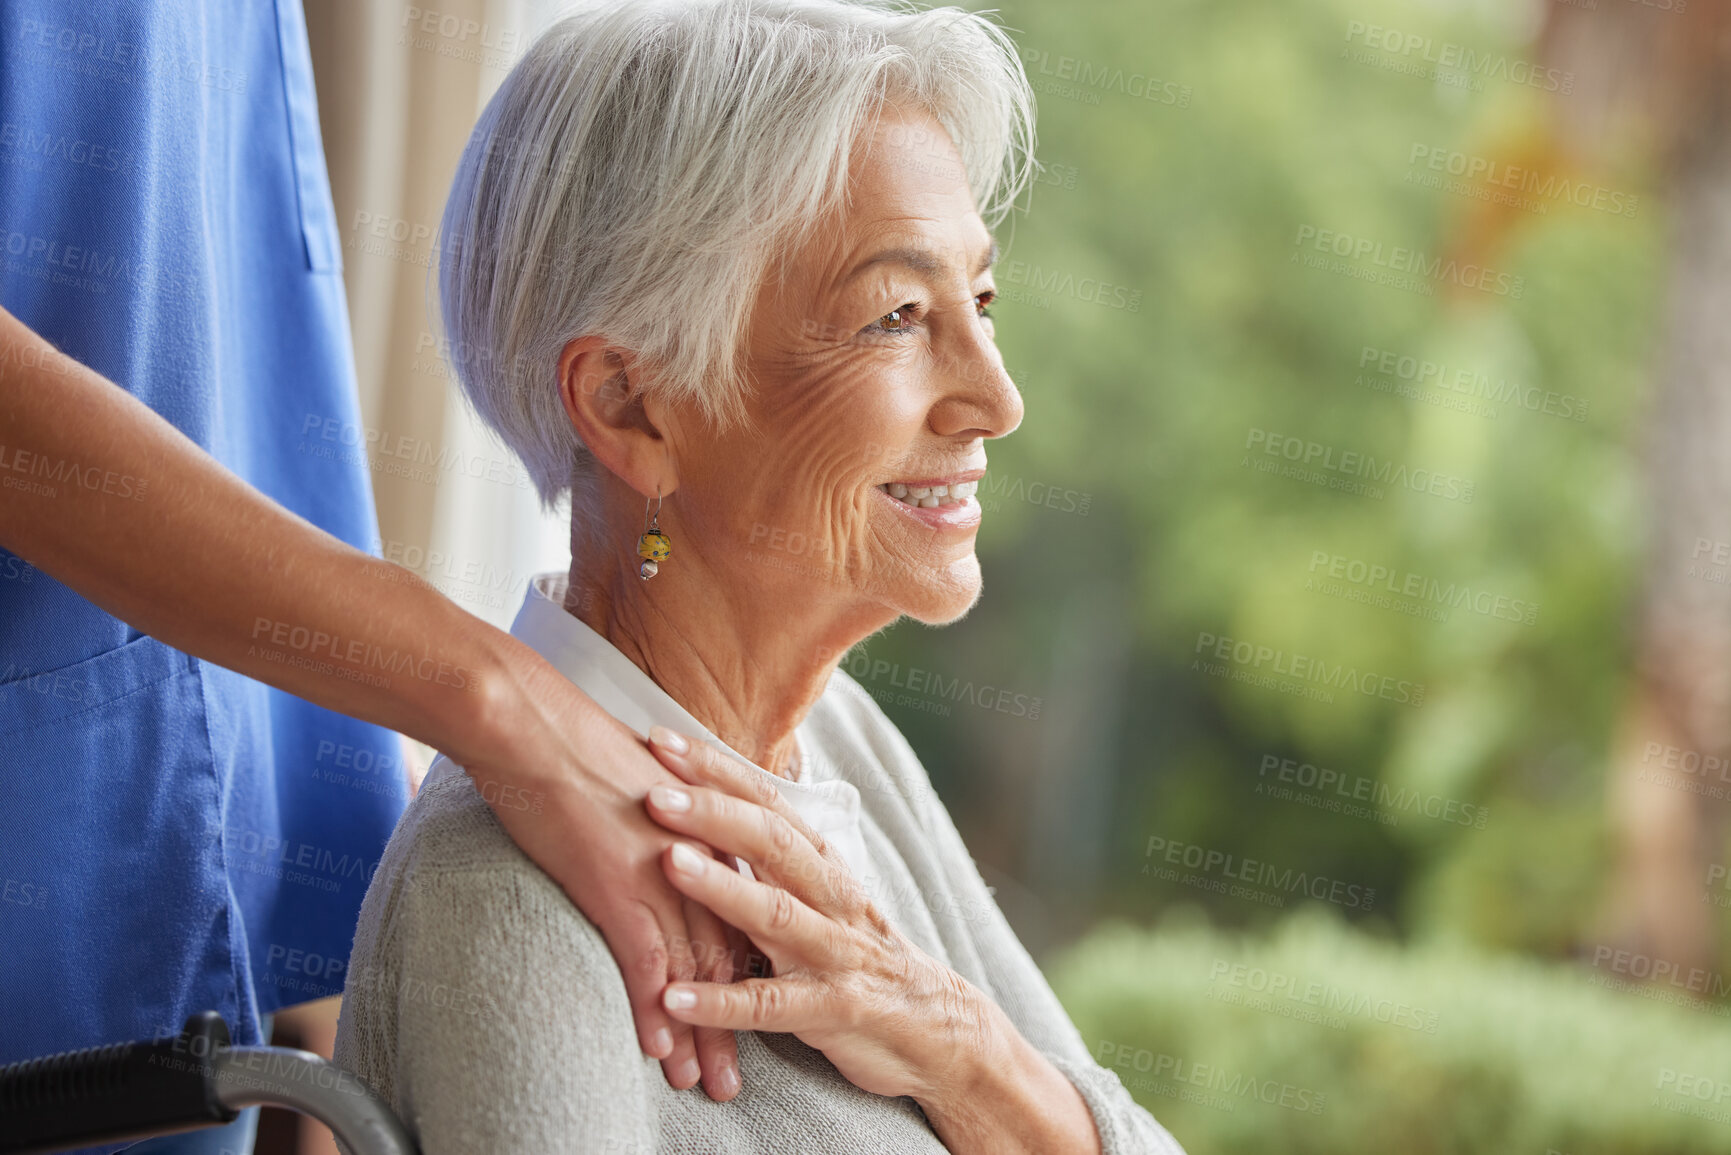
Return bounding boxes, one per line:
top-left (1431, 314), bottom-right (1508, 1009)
top-left (332, 669), bottom-right (1186, 1154)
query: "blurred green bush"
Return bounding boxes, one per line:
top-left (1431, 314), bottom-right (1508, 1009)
top-left (1049, 909), bottom-right (1731, 1154)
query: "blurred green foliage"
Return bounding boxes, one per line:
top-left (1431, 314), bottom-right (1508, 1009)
top-left (1051, 910), bottom-right (1731, 1155)
top-left (857, 0), bottom-right (1721, 1145)
top-left (869, 0), bottom-right (1669, 953)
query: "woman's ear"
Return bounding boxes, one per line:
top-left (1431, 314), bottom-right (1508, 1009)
top-left (556, 335), bottom-right (678, 497)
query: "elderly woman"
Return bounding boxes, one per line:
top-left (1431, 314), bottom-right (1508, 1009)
top-left (333, 1), bottom-right (1183, 1151)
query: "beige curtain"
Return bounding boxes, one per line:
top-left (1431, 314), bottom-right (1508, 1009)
top-left (303, 0), bottom-right (566, 640)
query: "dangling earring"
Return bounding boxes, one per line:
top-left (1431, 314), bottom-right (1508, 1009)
top-left (636, 488), bottom-right (671, 580)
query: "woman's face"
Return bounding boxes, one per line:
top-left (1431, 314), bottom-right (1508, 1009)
top-left (668, 103), bottom-right (1022, 628)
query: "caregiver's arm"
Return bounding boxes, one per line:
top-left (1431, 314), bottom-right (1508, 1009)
top-left (0, 307), bottom-right (739, 1100)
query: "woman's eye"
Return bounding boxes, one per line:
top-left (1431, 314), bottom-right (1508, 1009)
top-left (875, 305), bottom-right (917, 333)
top-left (864, 294), bottom-right (993, 337)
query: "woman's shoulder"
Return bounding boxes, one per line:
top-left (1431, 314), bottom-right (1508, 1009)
top-left (337, 759), bottom-right (657, 1146)
top-left (390, 756), bottom-right (546, 879)
top-left (347, 756), bottom-right (616, 978)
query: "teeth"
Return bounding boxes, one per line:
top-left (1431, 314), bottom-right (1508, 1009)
top-left (877, 478), bottom-right (980, 510)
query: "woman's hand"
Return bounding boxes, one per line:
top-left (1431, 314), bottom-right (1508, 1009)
top-left (642, 727), bottom-right (1104, 1154)
top-left (639, 725), bottom-right (992, 1106)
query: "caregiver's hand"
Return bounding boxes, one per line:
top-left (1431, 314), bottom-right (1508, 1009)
top-left (453, 666), bottom-right (745, 1101)
top-left (0, 308), bottom-right (740, 1102)
top-left (643, 727), bottom-right (1103, 1155)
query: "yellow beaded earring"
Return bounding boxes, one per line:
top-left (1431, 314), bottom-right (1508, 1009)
top-left (636, 488), bottom-right (671, 580)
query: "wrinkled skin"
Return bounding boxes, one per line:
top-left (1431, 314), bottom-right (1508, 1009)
top-left (555, 104), bottom-right (1075, 1140)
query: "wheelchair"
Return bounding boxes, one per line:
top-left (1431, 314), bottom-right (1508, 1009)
top-left (0, 1012), bottom-right (416, 1155)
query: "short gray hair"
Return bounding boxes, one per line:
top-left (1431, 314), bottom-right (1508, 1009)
top-left (437, 0), bottom-right (1036, 509)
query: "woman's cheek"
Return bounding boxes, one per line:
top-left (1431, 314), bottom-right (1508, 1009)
top-left (729, 476), bottom-right (857, 573)
top-left (812, 488), bottom-right (874, 572)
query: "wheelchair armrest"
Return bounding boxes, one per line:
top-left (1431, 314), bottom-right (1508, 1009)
top-left (0, 1012), bottom-right (417, 1155)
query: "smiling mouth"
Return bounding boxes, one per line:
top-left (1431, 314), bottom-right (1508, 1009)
top-left (877, 479), bottom-right (979, 510)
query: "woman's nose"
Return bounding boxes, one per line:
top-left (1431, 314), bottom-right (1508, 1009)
top-left (930, 335), bottom-right (1023, 441)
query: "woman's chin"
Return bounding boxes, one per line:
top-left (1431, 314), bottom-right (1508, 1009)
top-left (887, 555), bottom-right (983, 625)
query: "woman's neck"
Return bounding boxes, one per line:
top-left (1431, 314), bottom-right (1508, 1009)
top-left (564, 548), bottom-right (889, 779)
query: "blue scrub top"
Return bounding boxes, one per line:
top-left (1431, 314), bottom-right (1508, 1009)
top-left (0, 0), bottom-right (410, 1088)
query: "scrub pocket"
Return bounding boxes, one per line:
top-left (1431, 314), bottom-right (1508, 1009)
top-left (273, 0), bottom-right (342, 273)
top-left (0, 636), bottom-right (247, 1064)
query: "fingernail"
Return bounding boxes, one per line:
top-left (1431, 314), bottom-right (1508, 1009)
top-left (649, 725), bottom-right (690, 755)
top-left (649, 1027), bottom-right (672, 1057)
top-left (717, 1064), bottom-right (740, 1096)
top-left (664, 986), bottom-right (697, 1010)
top-left (650, 785), bottom-right (691, 812)
top-left (680, 1058), bottom-right (701, 1085)
top-left (670, 842), bottom-right (706, 874)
